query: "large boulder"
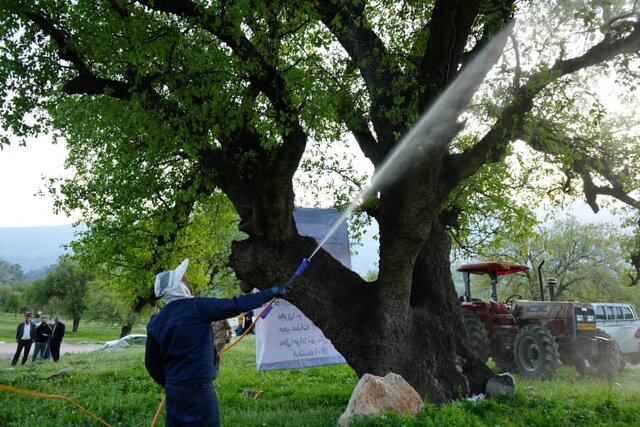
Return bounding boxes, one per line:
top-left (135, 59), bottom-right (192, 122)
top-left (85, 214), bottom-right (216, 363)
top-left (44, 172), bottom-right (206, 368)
top-left (485, 373), bottom-right (516, 397)
top-left (338, 373), bottom-right (424, 427)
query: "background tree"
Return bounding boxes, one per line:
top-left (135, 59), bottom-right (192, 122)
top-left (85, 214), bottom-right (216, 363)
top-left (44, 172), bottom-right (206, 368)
top-left (473, 216), bottom-right (639, 306)
top-left (537, 218), bottom-right (626, 300)
top-left (0, 259), bottom-right (25, 285)
top-left (69, 191), bottom-right (241, 335)
top-left (2, 1), bottom-right (640, 401)
top-left (84, 281), bottom-right (139, 332)
top-left (5, 292), bottom-right (23, 316)
top-left (34, 257), bottom-right (95, 332)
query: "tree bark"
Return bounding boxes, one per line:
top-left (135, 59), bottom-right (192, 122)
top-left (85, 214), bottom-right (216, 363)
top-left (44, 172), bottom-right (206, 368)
top-left (120, 324), bottom-right (133, 338)
top-left (230, 210), bottom-right (492, 402)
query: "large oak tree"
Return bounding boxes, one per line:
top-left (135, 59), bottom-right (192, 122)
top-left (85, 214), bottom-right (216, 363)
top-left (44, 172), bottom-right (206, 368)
top-left (2, 0), bottom-right (640, 402)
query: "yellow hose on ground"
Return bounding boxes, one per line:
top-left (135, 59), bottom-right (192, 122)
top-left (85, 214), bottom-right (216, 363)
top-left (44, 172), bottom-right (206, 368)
top-left (0, 298), bottom-right (278, 427)
top-left (0, 383), bottom-right (112, 427)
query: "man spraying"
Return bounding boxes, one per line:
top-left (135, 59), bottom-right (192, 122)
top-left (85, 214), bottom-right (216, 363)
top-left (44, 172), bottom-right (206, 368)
top-left (144, 258), bottom-right (307, 427)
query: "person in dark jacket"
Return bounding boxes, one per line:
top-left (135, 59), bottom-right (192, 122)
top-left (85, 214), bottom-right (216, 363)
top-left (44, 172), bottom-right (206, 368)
top-left (32, 316), bottom-right (52, 361)
top-left (12, 312), bottom-right (37, 366)
top-left (50, 315), bottom-right (66, 362)
top-left (145, 259), bottom-right (294, 427)
top-left (243, 310), bottom-right (254, 335)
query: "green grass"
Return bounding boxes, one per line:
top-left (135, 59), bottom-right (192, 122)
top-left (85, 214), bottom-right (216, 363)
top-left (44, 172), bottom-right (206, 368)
top-left (1, 334), bottom-right (640, 426)
top-left (0, 336), bottom-right (356, 426)
top-left (0, 312), bottom-right (147, 343)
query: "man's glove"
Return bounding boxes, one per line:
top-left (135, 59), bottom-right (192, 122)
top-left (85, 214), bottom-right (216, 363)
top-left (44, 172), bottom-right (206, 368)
top-left (268, 259), bottom-right (309, 298)
top-left (270, 279), bottom-right (295, 298)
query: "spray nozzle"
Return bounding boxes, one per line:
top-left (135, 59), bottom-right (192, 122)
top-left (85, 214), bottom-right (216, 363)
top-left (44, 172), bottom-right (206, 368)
top-left (294, 258), bottom-right (311, 277)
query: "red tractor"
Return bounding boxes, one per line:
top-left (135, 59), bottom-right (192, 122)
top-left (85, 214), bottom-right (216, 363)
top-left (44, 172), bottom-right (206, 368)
top-left (459, 261), bottom-right (620, 379)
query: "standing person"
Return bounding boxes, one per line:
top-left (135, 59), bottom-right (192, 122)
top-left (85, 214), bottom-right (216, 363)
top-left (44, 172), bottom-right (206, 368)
top-left (243, 310), bottom-right (254, 335)
top-left (213, 319), bottom-right (232, 355)
top-left (145, 259), bottom-right (295, 427)
top-left (235, 313), bottom-right (244, 336)
top-left (32, 316), bottom-right (52, 362)
top-left (50, 315), bottom-right (66, 362)
top-left (212, 319), bottom-right (232, 375)
top-left (11, 312), bottom-right (36, 366)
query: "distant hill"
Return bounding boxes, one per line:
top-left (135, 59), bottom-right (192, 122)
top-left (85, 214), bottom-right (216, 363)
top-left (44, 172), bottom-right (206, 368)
top-left (0, 224), bottom-right (81, 274)
top-left (0, 221), bottom-right (378, 279)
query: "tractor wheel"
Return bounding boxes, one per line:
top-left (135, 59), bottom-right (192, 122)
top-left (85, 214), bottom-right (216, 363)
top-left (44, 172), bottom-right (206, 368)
top-left (577, 330), bottom-right (623, 378)
top-left (462, 312), bottom-right (490, 363)
top-left (513, 324), bottom-right (559, 379)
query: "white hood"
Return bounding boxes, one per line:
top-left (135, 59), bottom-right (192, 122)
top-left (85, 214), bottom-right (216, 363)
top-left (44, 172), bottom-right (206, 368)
top-left (154, 259), bottom-right (192, 304)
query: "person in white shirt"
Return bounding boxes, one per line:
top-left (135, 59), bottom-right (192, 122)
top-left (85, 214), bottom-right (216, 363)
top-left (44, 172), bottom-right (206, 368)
top-left (11, 312), bottom-right (37, 366)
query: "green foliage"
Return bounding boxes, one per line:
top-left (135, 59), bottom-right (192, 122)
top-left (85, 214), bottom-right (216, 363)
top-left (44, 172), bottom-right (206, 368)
top-left (1, 1), bottom-right (638, 271)
top-left (70, 191), bottom-right (242, 312)
top-left (363, 270), bottom-right (378, 282)
top-left (83, 281), bottom-right (139, 327)
top-left (446, 150), bottom-right (542, 258)
top-left (467, 215), bottom-right (640, 305)
top-left (24, 257), bottom-right (95, 330)
top-left (0, 259), bottom-right (25, 285)
top-left (3, 292), bottom-right (22, 315)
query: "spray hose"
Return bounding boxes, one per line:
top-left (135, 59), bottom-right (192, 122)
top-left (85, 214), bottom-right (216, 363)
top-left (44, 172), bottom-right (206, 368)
top-left (278, 258), bottom-right (311, 290)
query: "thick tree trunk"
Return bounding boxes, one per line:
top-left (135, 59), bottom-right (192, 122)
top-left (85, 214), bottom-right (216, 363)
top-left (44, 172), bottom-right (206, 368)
top-left (231, 216), bottom-right (492, 403)
top-left (72, 316), bottom-right (80, 332)
top-left (120, 324), bottom-right (133, 338)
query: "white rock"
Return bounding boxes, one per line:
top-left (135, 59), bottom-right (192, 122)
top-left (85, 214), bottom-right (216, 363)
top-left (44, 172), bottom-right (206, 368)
top-left (486, 373), bottom-right (516, 397)
top-left (338, 373), bottom-right (423, 427)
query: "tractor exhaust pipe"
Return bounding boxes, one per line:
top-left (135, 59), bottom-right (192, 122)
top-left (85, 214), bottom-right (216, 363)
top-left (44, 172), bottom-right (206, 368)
top-left (537, 260), bottom-right (546, 302)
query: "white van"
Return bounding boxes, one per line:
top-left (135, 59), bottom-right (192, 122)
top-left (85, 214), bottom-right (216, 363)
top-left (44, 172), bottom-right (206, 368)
top-left (593, 303), bottom-right (640, 365)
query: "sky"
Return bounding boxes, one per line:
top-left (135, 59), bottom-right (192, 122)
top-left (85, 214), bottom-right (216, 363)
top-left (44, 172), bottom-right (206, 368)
top-left (0, 136), bottom-right (77, 228)
top-left (0, 133), bottom-right (623, 229)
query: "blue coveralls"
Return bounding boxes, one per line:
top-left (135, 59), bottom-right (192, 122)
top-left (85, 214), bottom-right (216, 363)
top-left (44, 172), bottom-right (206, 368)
top-left (145, 290), bottom-right (277, 427)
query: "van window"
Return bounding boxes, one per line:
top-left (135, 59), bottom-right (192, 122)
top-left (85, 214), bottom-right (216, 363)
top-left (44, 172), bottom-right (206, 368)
top-left (606, 306), bottom-right (616, 320)
top-left (616, 306), bottom-right (624, 320)
top-left (596, 306), bottom-right (606, 320)
top-left (623, 306), bottom-right (634, 320)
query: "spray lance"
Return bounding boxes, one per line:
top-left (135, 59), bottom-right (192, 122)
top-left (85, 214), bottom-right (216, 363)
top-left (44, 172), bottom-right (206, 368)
top-left (269, 258), bottom-right (311, 296)
top-left (261, 258), bottom-right (310, 319)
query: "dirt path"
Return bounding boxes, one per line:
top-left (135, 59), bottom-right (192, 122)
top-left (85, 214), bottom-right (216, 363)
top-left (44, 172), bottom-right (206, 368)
top-left (0, 342), bottom-right (103, 360)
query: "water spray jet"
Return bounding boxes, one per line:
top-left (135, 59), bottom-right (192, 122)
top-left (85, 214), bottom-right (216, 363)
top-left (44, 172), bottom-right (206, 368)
top-left (304, 23), bottom-right (514, 265)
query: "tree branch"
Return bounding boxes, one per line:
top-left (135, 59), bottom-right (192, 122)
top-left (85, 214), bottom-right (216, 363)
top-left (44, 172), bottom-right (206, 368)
top-left (419, 0), bottom-right (482, 109)
top-left (441, 20), bottom-right (640, 196)
top-left (134, 0), bottom-right (306, 180)
top-left (312, 0), bottom-right (406, 152)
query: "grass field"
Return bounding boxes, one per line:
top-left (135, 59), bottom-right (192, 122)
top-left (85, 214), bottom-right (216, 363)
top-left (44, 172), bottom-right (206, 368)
top-left (0, 323), bottom-right (639, 426)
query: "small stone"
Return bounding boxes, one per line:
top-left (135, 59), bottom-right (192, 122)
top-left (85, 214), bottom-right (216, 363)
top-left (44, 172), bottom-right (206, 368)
top-left (242, 389), bottom-right (263, 399)
top-left (49, 368), bottom-right (73, 379)
top-left (485, 373), bottom-right (516, 397)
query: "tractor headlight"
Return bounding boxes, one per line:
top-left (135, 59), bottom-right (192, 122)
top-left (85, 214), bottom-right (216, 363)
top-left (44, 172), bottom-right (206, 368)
top-left (576, 314), bottom-right (584, 322)
top-left (587, 315), bottom-right (595, 322)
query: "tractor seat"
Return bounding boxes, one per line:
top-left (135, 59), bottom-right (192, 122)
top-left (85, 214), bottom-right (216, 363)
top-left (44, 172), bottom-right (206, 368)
top-left (490, 300), bottom-right (510, 314)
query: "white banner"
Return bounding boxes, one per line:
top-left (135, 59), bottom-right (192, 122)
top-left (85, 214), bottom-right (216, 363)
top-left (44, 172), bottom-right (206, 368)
top-left (255, 299), bottom-right (345, 370)
top-left (255, 208), bottom-right (348, 371)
